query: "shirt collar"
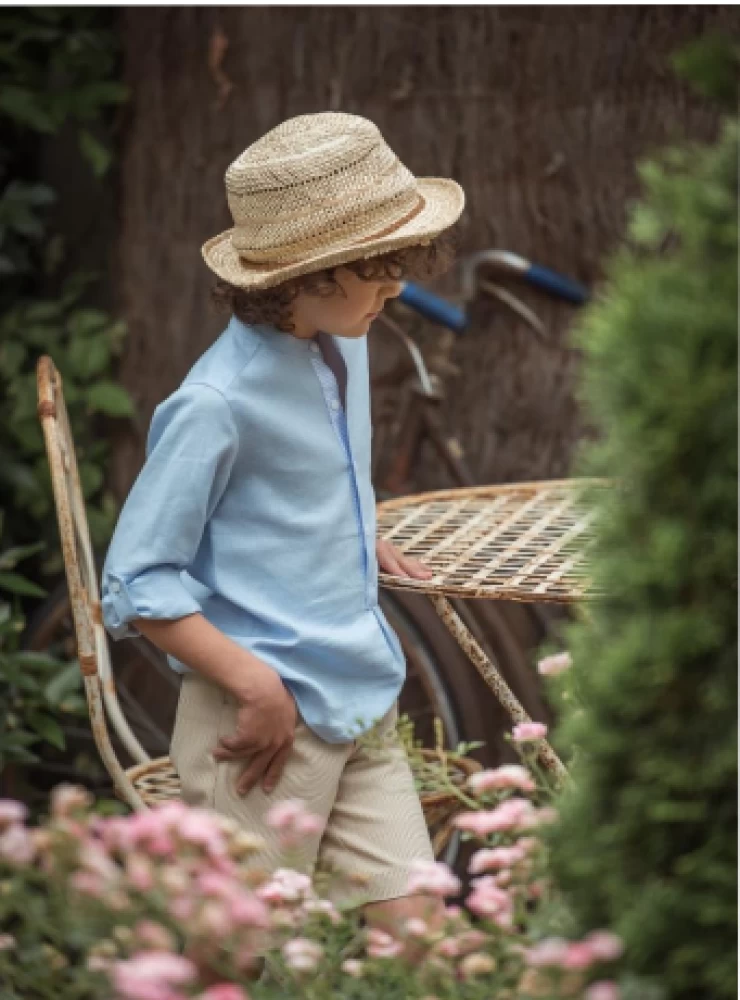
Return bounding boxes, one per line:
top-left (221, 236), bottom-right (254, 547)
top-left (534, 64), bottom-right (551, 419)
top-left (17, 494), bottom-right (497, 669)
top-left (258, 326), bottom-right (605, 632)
top-left (229, 315), bottom-right (317, 357)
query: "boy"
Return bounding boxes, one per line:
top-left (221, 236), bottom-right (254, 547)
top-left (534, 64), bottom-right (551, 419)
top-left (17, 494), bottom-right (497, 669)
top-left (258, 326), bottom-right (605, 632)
top-left (101, 112), bottom-right (465, 942)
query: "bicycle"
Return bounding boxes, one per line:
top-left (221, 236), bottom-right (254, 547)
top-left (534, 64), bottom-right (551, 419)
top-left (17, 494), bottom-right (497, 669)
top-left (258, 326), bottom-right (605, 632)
top-left (20, 249), bottom-right (587, 868)
top-left (373, 251), bottom-right (588, 774)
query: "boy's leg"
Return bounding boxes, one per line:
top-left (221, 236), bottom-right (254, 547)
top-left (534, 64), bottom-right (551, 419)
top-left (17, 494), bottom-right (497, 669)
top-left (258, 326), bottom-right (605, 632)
top-left (170, 672), bottom-right (351, 874)
top-left (363, 894), bottom-right (446, 964)
top-left (316, 703), bottom-right (444, 960)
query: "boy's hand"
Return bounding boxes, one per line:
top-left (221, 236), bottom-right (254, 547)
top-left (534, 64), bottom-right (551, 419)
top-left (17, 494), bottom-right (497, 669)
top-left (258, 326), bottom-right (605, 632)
top-left (212, 663), bottom-right (297, 796)
top-left (376, 538), bottom-right (433, 580)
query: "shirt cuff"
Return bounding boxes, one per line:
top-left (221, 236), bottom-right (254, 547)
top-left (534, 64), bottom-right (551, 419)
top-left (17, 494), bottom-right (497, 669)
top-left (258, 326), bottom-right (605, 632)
top-left (102, 568), bottom-right (203, 641)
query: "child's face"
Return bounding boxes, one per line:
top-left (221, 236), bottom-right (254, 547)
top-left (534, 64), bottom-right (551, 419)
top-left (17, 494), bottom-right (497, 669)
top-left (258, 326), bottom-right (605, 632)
top-left (292, 267), bottom-right (403, 340)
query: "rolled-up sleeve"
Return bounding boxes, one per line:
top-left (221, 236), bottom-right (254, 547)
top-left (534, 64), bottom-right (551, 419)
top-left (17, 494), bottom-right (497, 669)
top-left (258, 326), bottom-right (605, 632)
top-left (101, 382), bottom-right (238, 640)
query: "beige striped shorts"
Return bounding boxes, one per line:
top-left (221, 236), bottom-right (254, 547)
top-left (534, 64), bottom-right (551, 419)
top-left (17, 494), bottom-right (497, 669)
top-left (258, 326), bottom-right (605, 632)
top-left (170, 672), bottom-right (434, 905)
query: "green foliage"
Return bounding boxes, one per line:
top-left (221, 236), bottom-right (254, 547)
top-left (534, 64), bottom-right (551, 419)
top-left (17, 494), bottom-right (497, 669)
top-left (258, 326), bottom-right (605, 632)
top-left (673, 36), bottom-right (739, 111)
top-left (0, 9), bottom-right (126, 161)
top-left (0, 517), bottom-right (86, 769)
top-left (0, 8), bottom-right (132, 573)
top-left (0, 275), bottom-right (129, 569)
top-left (547, 80), bottom-right (737, 1000)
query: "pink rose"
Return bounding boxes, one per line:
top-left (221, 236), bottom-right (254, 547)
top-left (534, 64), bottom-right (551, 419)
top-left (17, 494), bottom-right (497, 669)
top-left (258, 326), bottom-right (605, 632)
top-left (282, 937), bottom-right (323, 971)
top-left (525, 937), bottom-right (569, 967)
top-left (112, 951), bottom-right (196, 1000)
top-left (468, 765), bottom-right (535, 795)
top-left (585, 982), bottom-right (621, 1000)
top-left (562, 941), bottom-right (597, 969)
top-left (455, 797), bottom-right (536, 835)
top-left (511, 722), bottom-right (548, 742)
top-left (366, 928), bottom-right (403, 959)
top-left (196, 900), bottom-right (232, 937)
top-left (465, 879), bottom-right (513, 925)
top-left (537, 652), bottom-right (572, 676)
top-left (0, 800), bottom-right (27, 829)
top-left (257, 867), bottom-right (313, 904)
top-left (133, 922), bottom-right (176, 952)
top-left (69, 872), bottom-right (104, 899)
top-left (169, 896), bottom-right (195, 922)
top-left (50, 784), bottom-right (92, 819)
top-left (127, 854), bottom-right (155, 891)
top-left (229, 893), bottom-right (270, 928)
top-left (341, 959), bottom-right (365, 978)
top-left (585, 930), bottom-right (624, 962)
top-left (200, 987), bottom-right (250, 1000)
top-left (79, 841), bottom-right (120, 882)
top-left (468, 846), bottom-right (526, 874)
top-left (177, 809), bottom-right (227, 855)
top-left (406, 859), bottom-right (461, 897)
top-left (0, 824), bottom-right (35, 865)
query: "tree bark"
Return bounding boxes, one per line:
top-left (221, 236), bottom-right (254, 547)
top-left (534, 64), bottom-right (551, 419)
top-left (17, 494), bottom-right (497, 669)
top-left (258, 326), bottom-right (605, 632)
top-left (113, 6), bottom-right (734, 495)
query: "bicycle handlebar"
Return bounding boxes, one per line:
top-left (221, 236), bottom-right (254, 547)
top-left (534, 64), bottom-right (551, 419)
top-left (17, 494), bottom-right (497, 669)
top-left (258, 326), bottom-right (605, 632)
top-left (398, 282), bottom-right (468, 334)
top-left (398, 252), bottom-right (588, 334)
top-left (523, 264), bottom-right (588, 305)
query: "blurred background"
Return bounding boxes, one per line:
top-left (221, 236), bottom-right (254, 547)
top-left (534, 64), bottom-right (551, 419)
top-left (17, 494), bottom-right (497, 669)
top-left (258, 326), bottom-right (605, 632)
top-left (27, 7), bottom-right (734, 490)
top-left (0, 6), bottom-right (736, 814)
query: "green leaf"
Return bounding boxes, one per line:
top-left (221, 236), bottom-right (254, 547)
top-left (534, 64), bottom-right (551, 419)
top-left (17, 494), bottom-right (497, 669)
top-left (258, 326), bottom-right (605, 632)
top-left (0, 572), bottom-right (46, 598)
top-left (0, 86), bottom-right (57, 132)
top-left (13, 651), bottom-right (64, 672)
top-left (26, 711), bottom-right (66, 750)
top-left (67, 334), bottom-right (110, 378)
top-left (86, 381), bottom-right (135, 417)
top-left (44, 661), bottom-right (82, 706)
top-left (0, 541), bottom-right (45, 570)
top-left (78, 129), bottom-right (112, 178)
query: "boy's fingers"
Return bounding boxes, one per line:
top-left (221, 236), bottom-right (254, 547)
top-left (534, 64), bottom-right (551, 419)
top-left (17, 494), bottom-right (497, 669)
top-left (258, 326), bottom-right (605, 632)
top-left (380, 550), bottom-right (410, 578)
top-left (400, 554), bottom-right (433, 578)
top-left (262, 742), bottom-right (293, 793)
top-left (236, 749), bottom-right (273, 796)
top-left (214, 733), bottom-right (259, 758)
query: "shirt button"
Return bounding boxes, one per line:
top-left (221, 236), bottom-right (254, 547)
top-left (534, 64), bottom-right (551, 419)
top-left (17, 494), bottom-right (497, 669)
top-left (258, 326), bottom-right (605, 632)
top-left (111, 582), bottom-right (121, 594)
top-left (309, 342), bottom-right (320, 354)
top-left (330, 399), bottom-right (340, 411)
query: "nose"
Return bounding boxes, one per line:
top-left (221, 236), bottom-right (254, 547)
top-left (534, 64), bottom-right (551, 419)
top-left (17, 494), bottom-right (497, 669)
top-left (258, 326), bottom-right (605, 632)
top-left (384, 280), bottom-right (404, 301)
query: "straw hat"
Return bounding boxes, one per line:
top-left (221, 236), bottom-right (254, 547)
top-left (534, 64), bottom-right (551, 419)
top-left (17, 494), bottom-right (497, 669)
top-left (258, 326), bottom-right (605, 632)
top-left (202, 112), bottom-right (465, 291)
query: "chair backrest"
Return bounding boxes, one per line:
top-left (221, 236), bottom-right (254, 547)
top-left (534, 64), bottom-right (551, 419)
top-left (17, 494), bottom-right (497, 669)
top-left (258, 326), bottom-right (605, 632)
top-left (37, 356), bottom-right (147, 809)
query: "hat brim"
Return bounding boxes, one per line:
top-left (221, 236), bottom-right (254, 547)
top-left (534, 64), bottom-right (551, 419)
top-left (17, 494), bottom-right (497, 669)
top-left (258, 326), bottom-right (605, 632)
top-left (201, 178), bottom-right (465, 291)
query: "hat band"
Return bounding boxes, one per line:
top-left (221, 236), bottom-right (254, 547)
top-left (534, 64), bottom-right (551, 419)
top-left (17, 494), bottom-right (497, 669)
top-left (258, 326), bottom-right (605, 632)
top-left (234, 194), bottom-right (426, 269)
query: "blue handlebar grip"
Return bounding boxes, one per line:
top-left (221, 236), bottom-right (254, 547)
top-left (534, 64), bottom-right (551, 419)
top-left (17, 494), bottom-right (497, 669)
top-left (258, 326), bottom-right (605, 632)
top-left (399, 282), bottom-right (468, 333)
top-left (525, 265), bottom-right (589, 305)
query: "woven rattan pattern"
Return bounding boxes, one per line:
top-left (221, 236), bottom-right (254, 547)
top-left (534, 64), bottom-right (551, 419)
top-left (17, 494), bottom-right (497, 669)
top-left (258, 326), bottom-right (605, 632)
top-left (377, 480), bottom-right (604, 603)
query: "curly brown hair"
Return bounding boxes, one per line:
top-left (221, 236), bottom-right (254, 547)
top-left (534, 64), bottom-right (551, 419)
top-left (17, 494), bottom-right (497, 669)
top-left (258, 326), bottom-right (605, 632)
top-left (211, 229), bottom-right (458, 333)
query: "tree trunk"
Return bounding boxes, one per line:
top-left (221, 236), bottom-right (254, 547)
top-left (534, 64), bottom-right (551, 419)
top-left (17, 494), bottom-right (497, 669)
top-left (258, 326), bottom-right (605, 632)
top-left (113, 6), bottom-right (733, 495)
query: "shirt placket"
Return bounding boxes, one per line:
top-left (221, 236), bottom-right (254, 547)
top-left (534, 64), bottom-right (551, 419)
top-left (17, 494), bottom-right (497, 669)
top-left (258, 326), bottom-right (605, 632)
top-left (308, 341), bottom-right (371, 605)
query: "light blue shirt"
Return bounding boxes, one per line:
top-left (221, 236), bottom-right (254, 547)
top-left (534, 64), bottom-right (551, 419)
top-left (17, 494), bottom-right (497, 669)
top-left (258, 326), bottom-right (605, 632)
top-left (101, 316), bottom-right (406, 743)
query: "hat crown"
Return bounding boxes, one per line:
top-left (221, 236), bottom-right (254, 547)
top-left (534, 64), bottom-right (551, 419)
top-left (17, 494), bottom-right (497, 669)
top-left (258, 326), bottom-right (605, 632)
top-left (224, 113), bottom-right (420, 265)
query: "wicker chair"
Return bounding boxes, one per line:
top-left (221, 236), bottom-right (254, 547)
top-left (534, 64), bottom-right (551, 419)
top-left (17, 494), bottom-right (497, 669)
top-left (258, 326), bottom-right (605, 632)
top-left (36, 355), bottom-right (478, 852)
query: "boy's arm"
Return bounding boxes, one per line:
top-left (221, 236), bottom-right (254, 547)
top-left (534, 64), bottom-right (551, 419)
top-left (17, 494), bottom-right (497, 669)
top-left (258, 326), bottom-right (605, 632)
top-left (134, 613), bottom-right (297, 795)
top-left (133, 612), bottom-right (279, 703)
top-left (102, 383), bottom-right (295, 793)
top-left (102, 383), bottom-right (237, 640)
